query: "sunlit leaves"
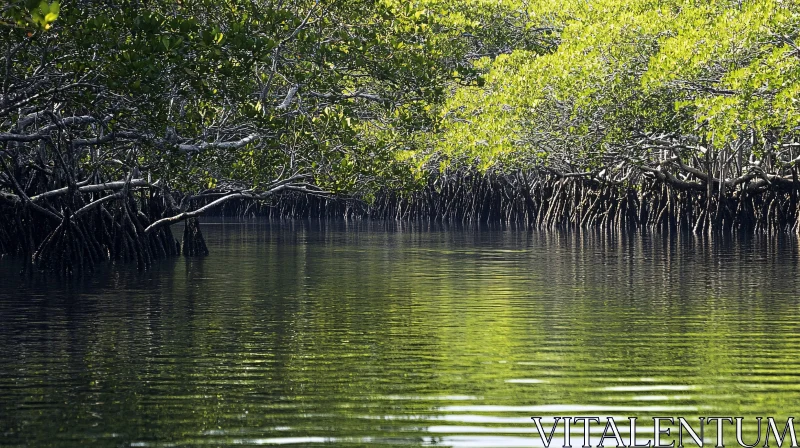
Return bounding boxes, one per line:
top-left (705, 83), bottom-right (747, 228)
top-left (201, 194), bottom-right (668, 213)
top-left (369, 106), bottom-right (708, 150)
top-left (433, 0), bottom-right (800, 174)
top-left (0, 0), bottom-right (59, 30)
top-left (30, 0), bottom-right (59, 29)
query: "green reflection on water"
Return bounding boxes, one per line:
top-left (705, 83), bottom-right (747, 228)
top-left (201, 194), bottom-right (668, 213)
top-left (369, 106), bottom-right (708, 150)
top-left (1, 222), bottom-right (799, 447)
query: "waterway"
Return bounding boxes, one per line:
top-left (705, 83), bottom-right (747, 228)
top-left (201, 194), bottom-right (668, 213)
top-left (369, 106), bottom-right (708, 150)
top-left (1, 221), bottom-right (799, 447)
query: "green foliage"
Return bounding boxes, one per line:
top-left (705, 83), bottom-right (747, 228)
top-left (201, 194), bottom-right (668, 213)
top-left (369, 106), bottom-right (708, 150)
top-left (1, 0), bottom-right (59, 30)
top-left (10, 0), bottom-right (794, 204)
top-left (3, 0), bottom-right (554, 201)
top-left (433, 0), bottom-right (800, 180)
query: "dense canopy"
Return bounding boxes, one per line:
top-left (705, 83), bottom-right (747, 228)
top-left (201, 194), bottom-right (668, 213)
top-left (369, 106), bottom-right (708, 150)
top-left (2, 0), bottom-right (800, 273)
top-left (429, 0), bottom-right (800, 230)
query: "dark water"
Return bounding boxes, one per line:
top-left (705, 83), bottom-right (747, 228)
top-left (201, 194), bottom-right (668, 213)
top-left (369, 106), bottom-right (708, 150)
top-left (1, 221), bottom-right (800, 447)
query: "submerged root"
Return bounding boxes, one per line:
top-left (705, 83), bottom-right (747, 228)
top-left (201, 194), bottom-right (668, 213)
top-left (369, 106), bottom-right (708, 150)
top-left (33, 213), bottom-right (98, 276)
top-left (240, 170), bottom-right (800, 235)
top-left (5, 168), bottom-right (800, 276)
top-left (182, 217), bottom-right (209, 256)
top-left (4, 192), bottom-right (183, 276)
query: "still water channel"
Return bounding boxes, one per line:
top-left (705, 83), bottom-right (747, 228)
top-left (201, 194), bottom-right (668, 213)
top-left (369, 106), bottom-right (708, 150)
top-left (1, 221), bottom-right (799, 447)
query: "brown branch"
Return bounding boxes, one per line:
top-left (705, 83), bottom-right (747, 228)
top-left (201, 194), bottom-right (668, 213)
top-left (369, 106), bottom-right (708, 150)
top-left (0, 82), bottom-right (94, 117)
top-left (0, 190), bottom-right (20, 205)
top-left (29, 178), bottom-right (151, 202)
top-left (144, 178), bottom-right (326, 233)
top-left (71, 191), bottom-right (124, 219)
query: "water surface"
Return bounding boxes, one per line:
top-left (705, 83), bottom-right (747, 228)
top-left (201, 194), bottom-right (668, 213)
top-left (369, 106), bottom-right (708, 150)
top-left (1, 221), bottom-right (799, 447)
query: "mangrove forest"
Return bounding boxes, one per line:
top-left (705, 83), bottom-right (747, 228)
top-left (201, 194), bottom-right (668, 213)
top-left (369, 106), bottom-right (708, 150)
top-left (2, 0), bottom-right (800, 274)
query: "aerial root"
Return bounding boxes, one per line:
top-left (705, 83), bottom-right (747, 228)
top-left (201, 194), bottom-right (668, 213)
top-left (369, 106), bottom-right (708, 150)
top-left (182, 217), bottom-right (209, 257)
